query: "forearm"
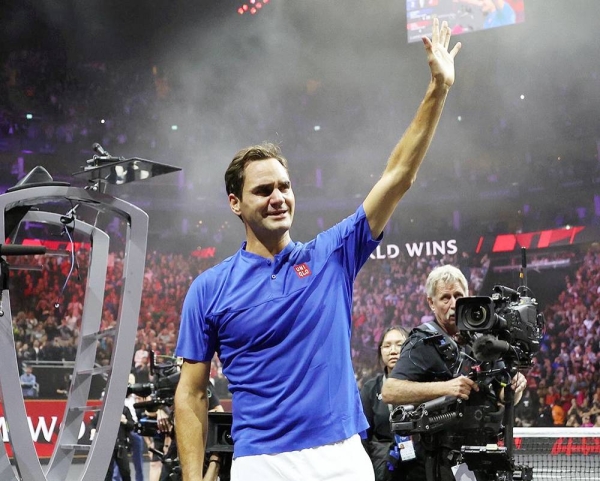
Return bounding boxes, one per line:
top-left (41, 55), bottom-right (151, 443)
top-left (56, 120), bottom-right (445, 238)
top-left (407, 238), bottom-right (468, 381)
top-left (514, 390), bottom-right (523, 405)
top-left (203, 455), bottom-right (221, 481)
top-left (364, 80), bottom-right (450, 236)
top-left (382, 378), bottom-right (453, 405)
top-left (385, 80), bottom-right (450, 191)
top-left (499, 386), bottom-right (523, 405)
top-left (175, 388), bottom-right (208, 481)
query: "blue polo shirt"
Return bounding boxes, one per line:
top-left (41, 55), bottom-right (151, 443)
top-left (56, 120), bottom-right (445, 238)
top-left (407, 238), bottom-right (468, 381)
top-left (176, 205), bottom-right (381, 456)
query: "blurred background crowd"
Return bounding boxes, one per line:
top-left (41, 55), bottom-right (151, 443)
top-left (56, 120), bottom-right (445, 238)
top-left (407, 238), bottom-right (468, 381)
top-left (8, 239), bottom-right (600, 429)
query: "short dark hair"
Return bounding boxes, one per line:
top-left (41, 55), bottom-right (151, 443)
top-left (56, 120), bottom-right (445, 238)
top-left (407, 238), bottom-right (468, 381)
top-left (224, 142), bottom-right (289, 199)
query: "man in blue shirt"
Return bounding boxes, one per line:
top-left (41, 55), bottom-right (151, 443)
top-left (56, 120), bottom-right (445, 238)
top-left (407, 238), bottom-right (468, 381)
top-left (175, 18), bottom-right (462, 481)
top-left (20, 365), bottom-right (38, 398)
top-left (481, 0), bottom-right (516, 29)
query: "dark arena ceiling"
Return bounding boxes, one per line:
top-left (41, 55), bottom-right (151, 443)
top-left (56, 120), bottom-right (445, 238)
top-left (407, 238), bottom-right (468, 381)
top-left (1, 0), bottom-right (599, 249)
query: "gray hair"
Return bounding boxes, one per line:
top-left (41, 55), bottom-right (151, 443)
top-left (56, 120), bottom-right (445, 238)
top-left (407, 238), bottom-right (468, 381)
top-left (425, 265), bottom-right (469, 299)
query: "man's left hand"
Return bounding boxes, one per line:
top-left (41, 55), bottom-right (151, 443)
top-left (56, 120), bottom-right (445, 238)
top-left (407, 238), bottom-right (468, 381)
top-left (422, 18), bottom-right (462, 88)
top-left (511, 372), bottom-right (527, 394)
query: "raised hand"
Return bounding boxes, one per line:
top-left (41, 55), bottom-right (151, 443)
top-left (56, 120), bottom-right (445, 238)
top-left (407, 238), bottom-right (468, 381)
top-left (422, 17), bottom-right (462, 88)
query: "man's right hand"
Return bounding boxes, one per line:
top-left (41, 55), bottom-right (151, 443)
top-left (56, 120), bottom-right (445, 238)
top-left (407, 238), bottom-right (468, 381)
top-left (446, 375), bottom-right (479, 400)
top-left (157, 408), bottom-right (172, 433)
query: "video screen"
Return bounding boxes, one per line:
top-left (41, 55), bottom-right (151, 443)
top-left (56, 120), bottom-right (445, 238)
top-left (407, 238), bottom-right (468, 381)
top-left (406, 0), bottom-right (525, 43)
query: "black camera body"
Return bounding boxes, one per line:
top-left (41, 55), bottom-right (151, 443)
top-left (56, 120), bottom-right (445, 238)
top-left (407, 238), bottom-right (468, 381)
top-left (391, 277), bottom-right (542, 481)
top-left (455, 285), bottom-right (544, 368)
top-left (128, 361), bottom-right (234, 453)
top-left (206, 412), bottom-right (234, 453)
top-left (126, 354), bottom-right (234, 481)
top-left (128, 370), bottom-right (180, 413)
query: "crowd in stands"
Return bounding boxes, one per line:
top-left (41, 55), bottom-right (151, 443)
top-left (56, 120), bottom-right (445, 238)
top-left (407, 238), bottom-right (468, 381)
top-left (6, 233), bottom-right (600, 432)
top-left (2, 47), bottom-right (600, 429)
top-left (1, 50), bottom-right (166, 168)
top-left (2, 48), bottom-right (600, 239)
top-left (515, 245), bottom-right (600, 428)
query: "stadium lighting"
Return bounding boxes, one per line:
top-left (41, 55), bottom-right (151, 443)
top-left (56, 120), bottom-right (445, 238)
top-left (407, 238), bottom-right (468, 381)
top-left (237, 0), bottom-right (269, 15)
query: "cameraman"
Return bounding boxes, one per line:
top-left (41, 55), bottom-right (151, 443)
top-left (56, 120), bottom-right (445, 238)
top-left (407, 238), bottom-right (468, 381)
top-left (145, 374), bottom-right (224, 481)
top-left (90, 394), bottom-right (135, 481)
top-left (381, 265), bottom-right (526, 481)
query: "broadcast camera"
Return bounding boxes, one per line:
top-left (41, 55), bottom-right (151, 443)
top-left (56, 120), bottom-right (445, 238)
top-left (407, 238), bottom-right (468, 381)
top-left (128, 360), bottom-right (180, 416)
top-left (455, 284), bottom-right (544, 368)
top-left (126, 353), bottom-right (233, 481)
top-left (391, 253), bottom-right (541, 480)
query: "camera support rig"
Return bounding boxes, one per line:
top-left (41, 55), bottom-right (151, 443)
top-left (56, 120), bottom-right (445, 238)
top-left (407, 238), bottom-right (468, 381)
top-left (391, 248), bottom-right (540, 481)
top-left (391, 392), bottom-right (532, 481)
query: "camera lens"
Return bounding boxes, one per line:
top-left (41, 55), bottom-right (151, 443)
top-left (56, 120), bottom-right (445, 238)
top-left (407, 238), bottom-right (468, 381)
top-left (221, 430), bottom-right (234, 445)
top-left (465, 306), bottom-right (488, 328)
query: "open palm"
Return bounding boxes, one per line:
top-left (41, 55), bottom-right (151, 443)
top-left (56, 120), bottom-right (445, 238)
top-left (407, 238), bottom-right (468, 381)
top-left (423, 18), bottom-right (462, 87)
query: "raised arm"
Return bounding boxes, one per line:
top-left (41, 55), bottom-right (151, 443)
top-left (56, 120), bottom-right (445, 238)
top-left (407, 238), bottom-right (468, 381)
top-left (363, 18), bottom-right (461, 238)
top-left (174, 360), bottom-right (211, 481)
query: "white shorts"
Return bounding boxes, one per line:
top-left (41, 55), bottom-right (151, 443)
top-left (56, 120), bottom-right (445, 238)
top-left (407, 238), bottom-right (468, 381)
top-left (230, 434), bottom-right (374, 481)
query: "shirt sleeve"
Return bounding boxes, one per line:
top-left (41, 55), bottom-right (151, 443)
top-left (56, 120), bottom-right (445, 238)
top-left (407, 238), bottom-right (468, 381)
top-left (389, 332), bottom-right (451, 382)
top-left (312, 204), bottom-right (382, 282)
top-left (175, 276), bottom-right (218, 362)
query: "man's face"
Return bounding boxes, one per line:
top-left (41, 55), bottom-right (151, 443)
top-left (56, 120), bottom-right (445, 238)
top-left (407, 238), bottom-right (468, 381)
top-left (428, 280), bottom-right (467, 336)
top-left (229, 158), bottom-right (295, 241)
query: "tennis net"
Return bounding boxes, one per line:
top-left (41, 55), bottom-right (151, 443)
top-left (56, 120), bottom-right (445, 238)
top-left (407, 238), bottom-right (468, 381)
top-left (512, 427), bottom-right (600, 480)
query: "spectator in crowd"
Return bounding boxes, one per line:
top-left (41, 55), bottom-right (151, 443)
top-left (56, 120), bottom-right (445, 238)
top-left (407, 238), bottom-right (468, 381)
top-left (20, 365), bottom-right (39, 398)
top-left (134, 353), bottom-right (151, 384)
top-left (551, 398), bottom-right (565, 426)
top-left (360, 326), bottom-right (414, 481)
top-left (581, 413), bottom-right (594, 427)
top-left (514, 387), bottom-right (537, 427)
top-left (535, 403), bottom-right (553, 427)
top-left (175, 18), bottom-right (462, 481)
top-left (565, 412), bottom-right (580, 427)
top-left (133, 342), bottom-right (149, 367)
top-left (18, 342), bottom-right (37, 366)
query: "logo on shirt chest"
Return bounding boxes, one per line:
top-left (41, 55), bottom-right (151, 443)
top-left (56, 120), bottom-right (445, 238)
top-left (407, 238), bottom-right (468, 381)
top-left (293, 263), bottom-right (312, 278)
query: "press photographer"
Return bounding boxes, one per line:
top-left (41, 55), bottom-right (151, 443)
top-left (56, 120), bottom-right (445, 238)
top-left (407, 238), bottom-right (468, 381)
top-left (381, 264), bottom-right (539, 481)
top-left (127, 355), bottom-right (226, 481)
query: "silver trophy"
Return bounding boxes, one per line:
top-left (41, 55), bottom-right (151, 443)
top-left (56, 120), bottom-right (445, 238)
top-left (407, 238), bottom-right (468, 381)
top-left (0, 146), bottom-right (180, 481)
